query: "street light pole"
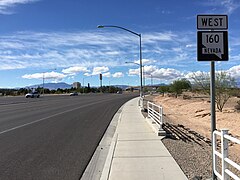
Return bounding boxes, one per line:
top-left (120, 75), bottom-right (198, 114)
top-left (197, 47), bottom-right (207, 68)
top-left (139, 34), bottom-right (143, 97)
top-left (42, 68), bottom-right (56, 96)
top-left (125, 61), bottom-right (144, 96)
top-left (98, 25), bottom-right (143, 97)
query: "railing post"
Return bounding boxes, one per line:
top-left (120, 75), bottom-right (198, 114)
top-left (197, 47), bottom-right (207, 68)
top-left (159, 106), bottom-right (161, 123)
top-left (158, 106), bottom-right (161, 129)
top-left (221, 129), bottom-right (229, 180)
top-left (147, 101), bottom-right (150, 118)
top-left (161, 107), bottom-right (163, 124)
top-left (213, 131), bottom-right (217, 178)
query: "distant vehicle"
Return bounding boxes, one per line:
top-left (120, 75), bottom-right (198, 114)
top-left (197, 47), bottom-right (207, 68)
top-left (70, 92), bottom-right (78, 96)
top-left (25, 92), bottom-right (40, 98)
top-left (116, 91), bottom-right (122, 94)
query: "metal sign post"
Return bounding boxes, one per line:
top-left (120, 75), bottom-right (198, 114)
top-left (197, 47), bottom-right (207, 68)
top-left (210, 60), bottom-right (216, 180)
top-left (197, 14), bottom-right (228, 180)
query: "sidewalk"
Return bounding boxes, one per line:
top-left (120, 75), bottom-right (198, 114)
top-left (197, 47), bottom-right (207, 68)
top-left (100, 97), bottom-right (187, 180)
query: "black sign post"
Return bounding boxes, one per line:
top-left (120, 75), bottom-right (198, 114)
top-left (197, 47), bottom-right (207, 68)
top-left (197, 14), bottom-right (228, 180)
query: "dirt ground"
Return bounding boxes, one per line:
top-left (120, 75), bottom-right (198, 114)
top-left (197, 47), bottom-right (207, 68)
top-left (153, 93), bottom-right (240, 165)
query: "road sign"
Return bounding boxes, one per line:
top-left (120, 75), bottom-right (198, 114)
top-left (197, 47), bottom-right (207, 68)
top-left (197, 15), bottom-right (228, 30)
top-left (197, 14), bottom-right (228, 180)
top-left (197, 31), bottom-right (228, 61)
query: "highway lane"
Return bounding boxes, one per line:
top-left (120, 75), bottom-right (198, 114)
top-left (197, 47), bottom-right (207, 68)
top-left (0, 94), bottom-right (137, 180)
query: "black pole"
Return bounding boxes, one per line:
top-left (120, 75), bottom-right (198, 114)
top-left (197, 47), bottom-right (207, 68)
top-left (210, 61), bottom-right (217, 180)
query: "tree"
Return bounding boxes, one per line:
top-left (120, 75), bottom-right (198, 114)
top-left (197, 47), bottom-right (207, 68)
top-left (191, 71), bottom-right (236, 112)
top-left (157, 86), bottom-right (169, 96)
top-left (215, 71), bottom-right (236, 112)
top-left (170, 79), bottom-right (191, 98)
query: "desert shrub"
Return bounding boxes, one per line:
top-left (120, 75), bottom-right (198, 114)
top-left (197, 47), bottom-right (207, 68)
top-left (191, 71), bottom-right (236, 112)
top-left (169, 79), bottom-right (191, 98)
top-left (229, 88), bottom-right (240, 97)
top-left (235, 100), bottom-right (240, 111)
top-left (183, 94), bottom-right (192, 100)
top-left (157, 85), bottom-right (169, 96)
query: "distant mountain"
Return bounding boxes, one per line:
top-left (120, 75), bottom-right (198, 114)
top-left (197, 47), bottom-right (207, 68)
top-left (237, 80), bottom-right (240, 88)
top-left (113, 85), bottom-right (129, 90)
top-left (145, 83), bottom-right (167, 86)
top-left (26, 82), bottom-right (72, 90)
top-left (24, 83), bottom-right (132, 90)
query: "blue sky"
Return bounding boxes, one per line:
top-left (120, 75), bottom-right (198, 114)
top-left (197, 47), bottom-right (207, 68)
top-left (0, 0), bottom-right (240, 88)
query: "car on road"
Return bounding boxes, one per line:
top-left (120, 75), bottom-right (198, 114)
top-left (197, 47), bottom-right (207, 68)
top-left (25, 92), bottom-right (40, 98)
top-left (70, 92), bottom-right (78, 96)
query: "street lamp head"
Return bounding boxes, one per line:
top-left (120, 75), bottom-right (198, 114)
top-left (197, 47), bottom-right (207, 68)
top-left (97, 25), bottom-right (105, 28)
top-left (125, 61), bottom-right (140, 66)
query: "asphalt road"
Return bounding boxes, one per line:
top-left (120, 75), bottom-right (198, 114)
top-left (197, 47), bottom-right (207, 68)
top-left (0, 93), bottom-right (137, 180)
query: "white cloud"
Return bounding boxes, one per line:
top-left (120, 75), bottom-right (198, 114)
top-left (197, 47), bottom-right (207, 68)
top-left (83, 72), bottom-right (92, 77)
top-left (184, 66), bottom-right (240, 84)
top-left (0, 30), bottom-right (238, 81)
top-left (220, 0), bottom-right (240, 14)
top-left (172, 47), bottom-right (182, 53)
top-left (143, 32), bottom-right (177, 43)
top-left (22, 71), bottom-right (66, 80)
top-left (151, 68), bottom-right (183, 81)
top-left (92, 66), bottom-right (109, 75)
top-left (112, 72), bottom-right (124, 78)
top-left (62, 66), bottom-right (89, 75)
top-left (102, 72), bottom-right (111, 78)
top-left (186, 44), bottom-right (195, 48)
top-left (202, 0), bottom-right (240, 14)
top-left (133, 59), bottom-right (156, 65)
top-left (128, 66), bottom-right (183, 82)
top-left (0, 0), bottom-right (39, 14)
top-left (143, 65), bottom-right (158, 75)
top-left (227, 65), bottom-right (240, 79)
top-left (128, 68), bottom-right (139, 76)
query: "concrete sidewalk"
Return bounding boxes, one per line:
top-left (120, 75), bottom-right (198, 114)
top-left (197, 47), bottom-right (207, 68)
top-left (100, 97), bottom-right (187, 180)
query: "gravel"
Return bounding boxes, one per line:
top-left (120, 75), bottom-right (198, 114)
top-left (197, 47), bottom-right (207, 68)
top-left (162, 132), bottom-right (213, 179)
top-left (160, 115), bottom-right (239, 180)
top-left (161, 119), bottom-right (213, 179)
top-left (142, 104), bottom-right (213, 179)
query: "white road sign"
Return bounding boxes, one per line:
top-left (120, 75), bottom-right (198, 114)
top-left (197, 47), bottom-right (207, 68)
top-left (197, 15), bottom-right (228, 30)
top-left (202, 32), bottom-right (223, 58)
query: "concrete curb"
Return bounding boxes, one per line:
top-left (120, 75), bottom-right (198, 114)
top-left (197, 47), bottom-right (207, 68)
top-left (81, 100), bottom-right (126, 180)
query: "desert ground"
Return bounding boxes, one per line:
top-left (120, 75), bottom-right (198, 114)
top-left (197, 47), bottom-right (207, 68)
top-left (153, 93), bottom-right (240, 175)
top-left (153, 93), bottom-right (240, 139)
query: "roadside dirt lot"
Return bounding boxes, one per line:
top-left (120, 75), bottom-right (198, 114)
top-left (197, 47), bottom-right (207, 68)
top-left (154, 94), bottom-right (240, 138)
top-left (151, 93), bottom-right (240, 179)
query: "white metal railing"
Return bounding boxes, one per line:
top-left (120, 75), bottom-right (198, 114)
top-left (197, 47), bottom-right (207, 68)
top-left (139, 97), bottom-right (144, 109)
top-left (147, 101), bottom-right (163, 129)
top-left (213, 129), bottom-right (240, 180)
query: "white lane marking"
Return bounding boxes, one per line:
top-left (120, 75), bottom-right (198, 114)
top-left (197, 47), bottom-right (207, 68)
top-left (0, 100), bottom-right (106, 135)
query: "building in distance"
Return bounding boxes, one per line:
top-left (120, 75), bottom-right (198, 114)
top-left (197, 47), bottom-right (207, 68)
top-left (72, 82), bottom-right (81, 89)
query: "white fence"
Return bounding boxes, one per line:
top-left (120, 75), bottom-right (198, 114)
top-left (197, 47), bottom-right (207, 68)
top-left (213, 129), bottom-right (240, 180)
top-left (139, 97), bottom-right (144, 109)
top-left (147, 101), bottom-right (163, 130)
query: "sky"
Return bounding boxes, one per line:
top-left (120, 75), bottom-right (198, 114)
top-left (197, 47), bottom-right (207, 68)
top-left (0, 0), bottom-right (240, 88)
